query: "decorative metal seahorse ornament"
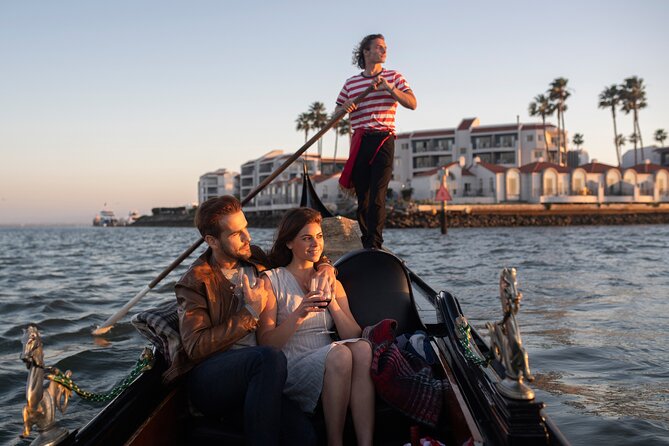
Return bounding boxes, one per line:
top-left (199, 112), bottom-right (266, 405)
top-left (486, 268), bottom-right (535, 400)
top-left (20, 324), bottom-right (71, 445)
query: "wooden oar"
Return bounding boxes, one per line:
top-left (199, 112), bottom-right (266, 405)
top-left (92, 83), bottom-right (377, 335)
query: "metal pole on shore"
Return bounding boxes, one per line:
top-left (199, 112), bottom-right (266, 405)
top-left (440, 200), bottom-right (447, 234)
top-left (436, 166), bottom-right (450, 235)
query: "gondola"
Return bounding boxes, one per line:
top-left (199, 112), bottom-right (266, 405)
top-left (19, 168), bottom-right (569, 446)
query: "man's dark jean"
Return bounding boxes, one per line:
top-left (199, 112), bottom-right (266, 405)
top-left (187, 346), bottom-right (316, 446)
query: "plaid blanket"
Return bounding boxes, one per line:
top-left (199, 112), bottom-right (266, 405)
top-left (363, 319), bottom-right (447, 427)
top-left (131, 301), bottom-right (180, 365)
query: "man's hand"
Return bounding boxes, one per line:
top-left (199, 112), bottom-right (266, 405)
top-left (376, 75), bottom-right (394, 93)
top-left (341, 99), bottom-right (357, 114)
top-left (242, 274), bottom-right (269, 315)
top-left (313, 264), bottom-right (337, 297)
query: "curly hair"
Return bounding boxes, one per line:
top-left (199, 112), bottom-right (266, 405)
top-left (352, 33), bottom-right (384, 69)
top-left (195, 195), bottom-right (242, 238)
top-left (269, 208), bottom-right (323, 267)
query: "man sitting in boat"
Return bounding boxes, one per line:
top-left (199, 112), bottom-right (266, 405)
top-left (165, 196), bottom-right (336, 445)
top-left (258, 208), bottom-right (375, 446)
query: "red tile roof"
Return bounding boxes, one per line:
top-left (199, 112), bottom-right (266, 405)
top-left (396, 129), bottom-right (455, 138)
top-left (311, 173), bottom-right (339, 182)
top-left (629, 163), bottom-right (668, 174)
top-left (578, 162), bottom-right (619, 174)
top-left (477, 161), bottom-right (508, 173)
top-left (521, 123), bottom-right (558, 131)
top-left (519, 162), bottom-right (570, 173)
top-left (458, 118), bottom-right (478, 131)
top-left (471, 124), bottom-right (518, 134)
top-left (413, 162), bottom-right (458, 177)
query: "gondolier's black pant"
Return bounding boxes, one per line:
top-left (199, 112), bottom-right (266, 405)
top-left (352, 132), bottom-right (395, 249)
top-left (188, 346), bottom-right (316, 445)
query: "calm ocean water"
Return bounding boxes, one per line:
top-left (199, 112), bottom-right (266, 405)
top-left (0, 225), bottom-right (667, 445)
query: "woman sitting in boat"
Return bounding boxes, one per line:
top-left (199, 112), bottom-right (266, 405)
top-left (257, 207), bottom-right (375, 446)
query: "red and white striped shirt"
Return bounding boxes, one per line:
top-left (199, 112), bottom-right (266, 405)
top-left (336, 69), bottom-right (411, 133)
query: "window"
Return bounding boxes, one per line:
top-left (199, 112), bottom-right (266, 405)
top-left (496, 134), bottom-right (516, 147)
top-left (412, 140), bottom-right (428, 153)
top-left (402, 143), bottom-right (409, 150)
top-left (475, 153), bottom-right (492, 163)
top-left (436, 155), bottom-right (452, 165)
top-left (507, 171), bottom-right (519, 196)
top-left (534, 150), bottom-right (543, 159)
top-left (495, 152), bottom-right (515, 164)
top-left (526, 135), bottom-right (534, 142)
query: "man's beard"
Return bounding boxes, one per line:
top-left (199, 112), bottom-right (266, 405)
top-left (221, 243), bottom-right (251, 262)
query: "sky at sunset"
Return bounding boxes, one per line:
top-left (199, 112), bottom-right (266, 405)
top-left (1, 1), bottom-right (668, 224)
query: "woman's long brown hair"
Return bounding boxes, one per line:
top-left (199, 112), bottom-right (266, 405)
top-left (269, 208), bottom-right (323, 267)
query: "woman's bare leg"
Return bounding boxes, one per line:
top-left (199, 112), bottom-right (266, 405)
top-left (346, 341), bottom-right (375, 446)
top-left (322, 344), bottom-right (353, 446)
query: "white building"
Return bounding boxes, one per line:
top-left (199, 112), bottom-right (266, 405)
top-left (198, 168), bottom-right (239, 204)
top-left (410, 159), bottom-right (669, 205)
top-left (395, 117), bottom-right (568, 188)
top-left (621, 146), bottom-right (669, 168)
top-left (239, 150), bottom-right (350, 212)
top-left (240, 150), bottom-right (321, 203)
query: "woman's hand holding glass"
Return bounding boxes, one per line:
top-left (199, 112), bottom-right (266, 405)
top-left (311, 278), bottom-right (334, 334)
top-left (292, 289), bottom-right (327, 321)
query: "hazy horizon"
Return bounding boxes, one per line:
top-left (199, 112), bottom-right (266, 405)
top-left (2, 1), bottom-right (668, 225)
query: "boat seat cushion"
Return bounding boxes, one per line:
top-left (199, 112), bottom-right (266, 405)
top-left (335, 249), bottom-right (425, 336)
top-left (131, 301), bottom-right (181, 365)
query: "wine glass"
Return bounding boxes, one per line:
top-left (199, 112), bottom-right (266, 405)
top-left (311, 278), bottom-right (334, 334)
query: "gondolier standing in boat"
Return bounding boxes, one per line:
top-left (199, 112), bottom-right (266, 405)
top-left (166, 196), bottom-right (335, 445)
top-left (336, 34), bottom-right (417, 249)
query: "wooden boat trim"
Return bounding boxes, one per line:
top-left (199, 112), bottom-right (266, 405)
top-left (431, 339), bottom-right (484, 444)
top-left (124, 387), bottom-right (185, 446)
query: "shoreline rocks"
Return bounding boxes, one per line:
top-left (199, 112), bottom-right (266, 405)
top-left (130, 204), bottom-right (669, 229)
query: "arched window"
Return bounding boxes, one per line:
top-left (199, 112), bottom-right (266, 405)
top-left (657, 170), bottom-right (668, 196)
top-left (623, 170), bottom-right (637, 195)
top-left (572, 169), bottom-right (586, 194)
top-left (506, 170), bottom-right (520, 200)
top-left (543, 170), bottom-right (557, 196)
top-left (605, 170), bottom-right (621, 195)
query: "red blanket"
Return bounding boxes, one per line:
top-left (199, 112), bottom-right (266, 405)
top-left (363, 319), bottom-right (447, 427)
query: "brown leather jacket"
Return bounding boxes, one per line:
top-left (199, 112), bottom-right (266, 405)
top-left (163, 245), bottom-right (270, 384)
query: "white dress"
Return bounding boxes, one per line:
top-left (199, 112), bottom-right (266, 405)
top-left (263, 267), bottom-right (365, 413)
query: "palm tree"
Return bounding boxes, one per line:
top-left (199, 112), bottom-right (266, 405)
top-left (573, 133), bottom-right (584, 151)
top-left (598, 85), bottom-right (623, 167)
top-left (548, 77), bottom-right (570, 165)
top-left (629, 132), bottom-right (639, 165)
top-left (655, 128), bottom-right (667, 147)
top-left (332, 117), bottom-right (351, 170)
top-left (308, 102), bottom-right (328, 160)
top-left (621, 76), bottom-right (647, 160)
top-left (616, 134), bottom-right (626, 154)
top-left (295, 112), bottom-right (312, 143)
top-left (528, 94), bottom-right (555, 162)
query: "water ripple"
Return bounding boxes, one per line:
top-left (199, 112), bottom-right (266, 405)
top-left (1, 225), bottom-right (668, 444)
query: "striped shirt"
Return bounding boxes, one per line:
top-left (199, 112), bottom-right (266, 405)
top-left (336, 69), bottom-right (411, 133)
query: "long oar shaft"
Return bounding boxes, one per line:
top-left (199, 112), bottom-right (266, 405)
top-left (92, 84), bottom-right (376, 335)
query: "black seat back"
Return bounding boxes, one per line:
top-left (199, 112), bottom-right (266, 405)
top-left (335, 249), bottom-right (425, 335)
